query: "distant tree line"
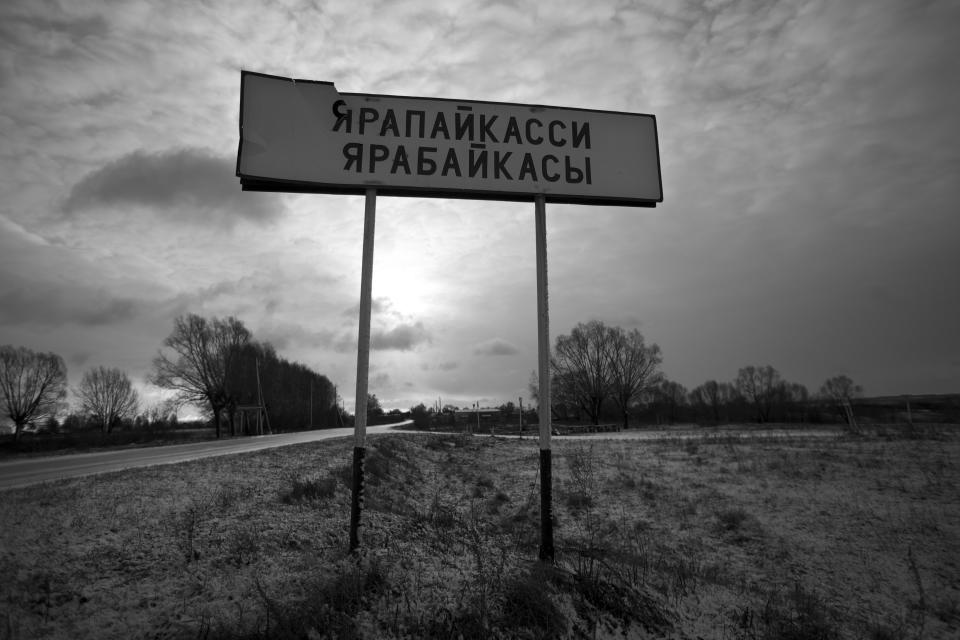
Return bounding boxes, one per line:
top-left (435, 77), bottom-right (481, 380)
top-left (4, 315), bottom-right (954, 442)
top-left (0, 313), bottom-right (337, 442)
top-left (151, 314), bottom-right (337, 437)
top-left (536, 320), bottom-right (873, 427)
top-left (402, 321), bottom-right (882, 430)
top-left (645, 370), bottom-right (864, 425)
top-left (0, 344), bottom-right (155, 441)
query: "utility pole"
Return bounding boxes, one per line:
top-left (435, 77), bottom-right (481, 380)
top-left (256, 358), bottom-right (271, 434)
top-left (519, 396), bottom-right (524, 439)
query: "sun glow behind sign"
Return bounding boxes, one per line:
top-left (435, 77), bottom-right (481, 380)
top-left (237, 70), bottom-right (662, 207)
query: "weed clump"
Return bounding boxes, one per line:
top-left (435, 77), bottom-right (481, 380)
top-left (172, 497), bottom-right (209, 563)
top-left (362, 437), bottom-right (419, 487)
top-left (425, 433), bottom-right (473, 450)
top-left (498, 564), bottom-right (568, 638)
top-left (563, 445), bottom-right (598, 513)
top-left (726, 582), bottom-right (840, 640)
top-left (714, 507), bottom-right (763, 544)
top-left (248, 551), bottom-right (391, 639)
top-left (280, 476), bottom-right (337, 504)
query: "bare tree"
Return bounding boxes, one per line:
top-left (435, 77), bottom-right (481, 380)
top-left (735, 365), bottom-right (782, 423)
top-left (689, 380), bottom-right (737, 423)
top-left (530, 367), bottom-right (579, 420)
top-left (819, 374), bottom-right (863, 426)
top-left (551, 321), bottom-right (615, 425)
top-left (75, 366), bottom-right (139, 433)
top-left (606, 327), bottom-right (662, 429)
top-left (0, 345), bottom-right (67, 441)
top-left (527, 370), bottom-right (539, 407)
top-left (655, 379), bottom-right (688, 424)
top-left (771, 381), bottom-right (810, 422)
top-left (146, 398), bottom-right (179, 428)
top-left (367, 393), bottom-right (384, 418)
top-left (151, 314), bottom-right (252, 438)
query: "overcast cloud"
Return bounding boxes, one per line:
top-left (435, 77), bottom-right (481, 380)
top-left (475, 339), bottom-right (521, 357)
top-left (64, 148), bottom-right (281, 226)
top-left (0, 0), bottom-right (957, 413)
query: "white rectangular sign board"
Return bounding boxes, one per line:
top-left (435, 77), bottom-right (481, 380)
top-left (237, 70), bottom-right (662, 206)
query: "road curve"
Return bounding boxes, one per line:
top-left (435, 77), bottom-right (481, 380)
top-left (0, 422), bottom-right (412, 491)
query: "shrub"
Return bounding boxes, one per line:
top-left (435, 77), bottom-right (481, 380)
top-left (716, 507), bottom-right (751, 532)
top-left (714, 507), bottom-right (763, 544)
top-left (280, 476), bottom-right (337, 504)
top-left (425, 433), bottom-right (472, 450)
top-left (498, 564), bottom-right (568, 638)
top-left (565, 491), bottom-right (593, 512)
top-left (564, 445), bottom-right (598, 512)
top-left (250, 551), bottom-right (391, 639)
top-left (410, 403), bottom-right (432, 428)
top-left (727, 582), bottom-right (840, 640)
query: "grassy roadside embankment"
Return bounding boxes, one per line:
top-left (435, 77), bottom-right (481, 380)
top-left (1, 428), bottom-right (958, 638)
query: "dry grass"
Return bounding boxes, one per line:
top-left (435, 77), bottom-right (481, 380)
top-left (1, 430), bottom-right (958, 639)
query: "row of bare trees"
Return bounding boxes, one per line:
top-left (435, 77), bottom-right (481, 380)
top-left (538, 321), bottom-right (865, 426)
top-left (673, 370), bottom-right (863, 424)
top-left (0, 316), bottom-right (871, 439)
top-left (0, 345), bottom-right (140, 441)
top-left (1, 314), bottom-right (337, 441)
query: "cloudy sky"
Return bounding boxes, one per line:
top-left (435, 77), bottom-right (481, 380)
top-left (1, 0), bottom-right (958, 415)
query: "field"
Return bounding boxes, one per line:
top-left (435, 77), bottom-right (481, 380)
top-left (1, 428), bottom-right (958, 639)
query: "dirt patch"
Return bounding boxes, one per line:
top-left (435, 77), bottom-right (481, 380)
top-left (1, 431), bottom-right (958, 638)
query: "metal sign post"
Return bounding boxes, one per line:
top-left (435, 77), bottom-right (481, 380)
top-left (349, 188), bottom-right (376, 553)
top-left (534, 194), bottom-right (554, 561)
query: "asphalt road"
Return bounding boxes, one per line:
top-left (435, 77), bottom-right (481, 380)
top-left (0, 423), bottom-right (411, 491)
top-left (0, 423), bottom-right (841, 491)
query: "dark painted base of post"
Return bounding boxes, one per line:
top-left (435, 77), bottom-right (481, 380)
top-left (349, 446), bottom-right (365, 553)
top-left (539, 448), bottom-right (555, 562)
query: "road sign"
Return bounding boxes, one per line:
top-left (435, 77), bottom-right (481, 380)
top-left (237, 70), bottom-right (662, 207)
top-left (237, 69), bottom-right (665, 560)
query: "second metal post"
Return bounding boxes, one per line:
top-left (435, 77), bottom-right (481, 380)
top-left (350, 188), bottom-right (377, 553)
top-left (534, 194), bottom-right (554, 562)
